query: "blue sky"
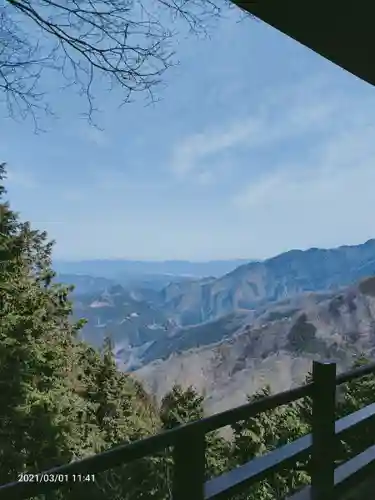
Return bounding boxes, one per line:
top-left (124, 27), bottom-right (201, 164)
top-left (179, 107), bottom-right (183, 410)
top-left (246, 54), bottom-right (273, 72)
top-left (1, 6), bottom-right (375, 261)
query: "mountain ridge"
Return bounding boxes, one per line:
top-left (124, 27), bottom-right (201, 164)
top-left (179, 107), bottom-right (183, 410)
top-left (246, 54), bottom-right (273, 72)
top-left (67, 239), bottom-right (375, 404)
top-left (135, 276), bottom-right (375, 415)
top-left (54, 258), bottom-right (253, 278)
top-left (156, 239), bottom-right (375, 326)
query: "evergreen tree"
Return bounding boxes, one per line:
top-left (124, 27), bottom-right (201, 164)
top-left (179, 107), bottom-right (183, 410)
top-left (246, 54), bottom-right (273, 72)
top-left (230, 358), bottom-right (375, 500)
top-left (334, 355), bottom-right (375, 464)
top-left (231, 386), bottom-right (310, 500)
top-left (0, 163), bottom-right (163, 499)
top-left (160, 384), bottom-right (230, 480)
top-left (0, 163), bottom-right (90, 483)
top-left (160, 385), bottom-right (204, 429)
top-left (73, 337), bottom-right (163, 500)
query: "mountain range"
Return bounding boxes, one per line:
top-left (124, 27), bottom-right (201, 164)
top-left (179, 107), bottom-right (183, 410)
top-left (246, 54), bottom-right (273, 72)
top-left (136, 277), bottom-right (375, 414)
top-left (54, 258), bottom-right (251, 279)
top-left (151, 239), bottom-right (375, 326)
top-left (67, 239), bottom-right (375, 413)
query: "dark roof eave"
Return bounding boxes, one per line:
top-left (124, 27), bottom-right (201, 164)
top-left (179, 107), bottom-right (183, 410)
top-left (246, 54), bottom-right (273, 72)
top-left (231, 0), bottom-right (375, 87)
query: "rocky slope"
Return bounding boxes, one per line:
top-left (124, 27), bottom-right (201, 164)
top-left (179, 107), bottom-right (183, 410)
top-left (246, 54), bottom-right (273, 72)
top-left (156, 239), bottom-right (375, 326)
top-left (135, 276), bottom-right (375, 415)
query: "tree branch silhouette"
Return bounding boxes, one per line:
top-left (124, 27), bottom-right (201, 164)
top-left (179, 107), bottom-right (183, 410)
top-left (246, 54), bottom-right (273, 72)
top-left (0, 0), bottom-right (225, 127)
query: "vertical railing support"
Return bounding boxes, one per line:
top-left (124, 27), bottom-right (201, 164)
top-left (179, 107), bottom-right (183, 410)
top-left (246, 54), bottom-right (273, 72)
top-left (311, 360), bottom-right (337, 500)
top-left (172, 428), bottom-right (205, 500)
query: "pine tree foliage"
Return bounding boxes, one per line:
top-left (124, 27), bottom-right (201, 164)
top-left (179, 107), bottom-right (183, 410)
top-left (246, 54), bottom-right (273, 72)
top-left (334, 355), bottom-right (375, 465)
top-left (0, 163), bottom-right (89, 481)
top-left (0, 163), bottom-right (162, 499)
top-left (231, 387), bottom-right (310, 500)
top-left (160, 384), bottom-right (230, 479)
top-left (160, 385), bottom-right (204, 429)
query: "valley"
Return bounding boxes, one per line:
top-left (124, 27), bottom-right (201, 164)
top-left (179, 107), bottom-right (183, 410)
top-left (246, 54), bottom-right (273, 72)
top-left (69, 239), bottom-right (375, 414)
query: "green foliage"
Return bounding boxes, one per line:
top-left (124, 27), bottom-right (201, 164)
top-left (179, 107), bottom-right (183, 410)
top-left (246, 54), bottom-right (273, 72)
top-left (0, 164), bottom-right (162, 499)
top-left (160, 385), bottom-right (204, 429)
top-left (160, 384), bottom-right (231, 479)
top-left (334, 355), bottom-right (375, 465)
top-left (231, 387), bottom-right (310, 499)
top-left (229, 359), bottom-right (375, 499)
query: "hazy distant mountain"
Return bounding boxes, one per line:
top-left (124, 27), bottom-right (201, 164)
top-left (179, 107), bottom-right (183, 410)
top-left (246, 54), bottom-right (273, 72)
top-left (57, 273), bottom-right (115, 296)
top-left (64, 239), bottom-right (375, 408)
top-left (54, 258), bottom-right (251, 279)
top-left (135, 276), bottom-right (375, 415)
top-left (116, 274), bottom-right (196, 292)
top-left (155, 239), bottom-right (375, 326)
top-left (57, 271), bottom-right (199, 298)
top-left (72, 284), bottom-right (177, 369)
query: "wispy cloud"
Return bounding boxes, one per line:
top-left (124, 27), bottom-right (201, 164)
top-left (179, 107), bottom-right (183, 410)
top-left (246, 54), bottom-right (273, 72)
top-left (233, 108), bottom-right (375, 210)
top-left (169, 77), bottom-right (345, 184)
top-left (232, 121), bottom-right (375, 252)
top-left (170, 119), bottom-right (261, 178)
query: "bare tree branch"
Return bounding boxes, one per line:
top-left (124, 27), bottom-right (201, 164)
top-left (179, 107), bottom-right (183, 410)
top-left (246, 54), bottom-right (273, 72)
top-left (0, 0), bottom-right (228, 128)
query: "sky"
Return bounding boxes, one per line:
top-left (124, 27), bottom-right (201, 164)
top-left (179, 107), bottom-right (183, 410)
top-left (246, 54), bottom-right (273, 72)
top-left (1, 5), bottom-right (375, 261)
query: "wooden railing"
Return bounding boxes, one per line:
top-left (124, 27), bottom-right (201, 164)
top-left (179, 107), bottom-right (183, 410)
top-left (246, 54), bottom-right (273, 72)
top-left (2, 360), bottom-right (375, 499)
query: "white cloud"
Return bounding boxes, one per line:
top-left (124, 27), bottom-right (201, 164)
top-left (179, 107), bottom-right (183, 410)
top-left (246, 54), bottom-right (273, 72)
top-left (232, 123), bottom-right (375, 254)
top-left (169, 77), bottom-right (347, 184)
top-left (234, 121), bottom-right (375, 208)
top-left (170, 119), bottom-right (260, 178)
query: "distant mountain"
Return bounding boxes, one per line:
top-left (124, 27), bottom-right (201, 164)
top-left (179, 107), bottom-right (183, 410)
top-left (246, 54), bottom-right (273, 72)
top-left (117, 274), bottom-right (196, 292)
top-left (57, 273), bottom-right (115, 296)
top-left (135, 276), bottom-right (375, 415)
top-left (72, 284), bottom-right (177, 369)
top-left (54, 259), bottom-right (251, 279)
top-left (57, 271), bottom-right (200, 300)
top-left (155, 239), bottom-right (375, 326)
top-left (64, 239), bottom-right (375, 409)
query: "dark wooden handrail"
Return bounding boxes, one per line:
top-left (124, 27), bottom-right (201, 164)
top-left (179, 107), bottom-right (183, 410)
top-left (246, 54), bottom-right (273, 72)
top-left (1, 359), bottom-right (375, 499)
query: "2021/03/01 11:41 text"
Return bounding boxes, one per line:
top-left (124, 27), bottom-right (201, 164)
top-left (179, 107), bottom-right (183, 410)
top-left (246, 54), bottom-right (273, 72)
top-left (18, 473), bottom-right (96, 483)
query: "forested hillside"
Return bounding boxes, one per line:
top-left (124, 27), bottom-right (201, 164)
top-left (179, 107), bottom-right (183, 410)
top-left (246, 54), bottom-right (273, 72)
top-left (1, 161), bottom-right (375, 500)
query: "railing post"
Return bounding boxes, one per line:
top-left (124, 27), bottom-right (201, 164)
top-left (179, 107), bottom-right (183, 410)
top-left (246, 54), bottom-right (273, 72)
top-left (172, 428), bottom-right (205, 500)
top-left (311, 360), bottom-right (336, 500)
